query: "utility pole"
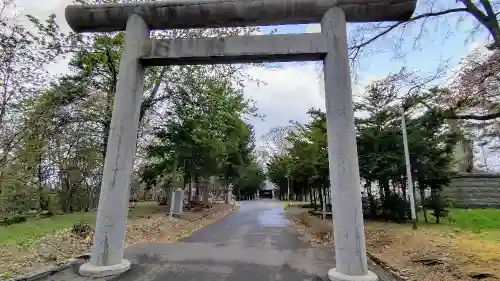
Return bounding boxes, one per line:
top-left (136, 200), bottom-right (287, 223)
top-left (322, 187), bottom-right (326, 220)
top-left (400, 106), bottom-right (418, 230)
top-left (287, 175), bottom-right (290, 202)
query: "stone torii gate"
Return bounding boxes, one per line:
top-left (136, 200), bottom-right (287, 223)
top-left (65, 0), bottom-right (416, 280)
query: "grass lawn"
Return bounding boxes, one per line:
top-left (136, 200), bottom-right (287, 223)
top-left (0, 201), bottom-right (162, 248)
top-left (447, 208), bottom-right (500, 232)
top-left (0, 212), bottom-right (96, 247)
top-left (419, 208), bottom-right (500, 240)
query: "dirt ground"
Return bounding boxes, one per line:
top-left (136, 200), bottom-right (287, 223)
top-left (0, 203), bottom-right (236, 279)
top-left (287, 207), bottom-right (500, 281)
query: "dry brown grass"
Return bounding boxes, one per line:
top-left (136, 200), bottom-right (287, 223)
top-left (288, 208), bottom-right (500, 281)
top-left (0, 203), bottom-right (236, 280)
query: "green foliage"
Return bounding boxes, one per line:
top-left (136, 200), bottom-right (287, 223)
top-left (447, 208), bottom-right (500, 233)
top-left (381, 193), bottom-right (410, 222)
top-left (0, 7), bottom-right (262, 217)
top-left (424, 194), bottom-right (450, 224)
top-left (355, 85), bottom-right (457, 223)
top-left (71, 222), bottom-right (92, 236)
top-left (267, 81), bottom-right (458, 224)
top-left (0, 215), bottom-right (27, 226)
top-left (233, 162), bottom-right (266, 199)
top-left (142, 66), bottom-right (263, 201)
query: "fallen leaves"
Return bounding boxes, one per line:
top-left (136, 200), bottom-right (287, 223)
top-left (288, 208), bottom-right (500, 281)
top-left (0, 203), bottom-right (237, 280)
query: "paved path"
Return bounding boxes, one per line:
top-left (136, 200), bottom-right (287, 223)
top-left (42, 200), bottom-right (394, 281)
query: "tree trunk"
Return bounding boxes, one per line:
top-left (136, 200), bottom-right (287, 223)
top-left (102, 118), bottom-right (111, 160)
top-left (365, 181), bottom-right (376, 218)
top-left (37, 154), bottom-right (48, 211)
top-left (380, 177), bottom-right (390, 198)
top-left (312, 188), bottom-right (316, 207)
top-left (318, 186), bottom-right (324, 211)
top-left (401, 178), bottom-right (407, 203)
top-left (421, 187), bottom-right (428, 223)
top-left (378, 182), bottom-right (385, 203)
top-left (195, 176), bottom-right (200, 201)
top-left (188, 174), bottom-right (194, 207)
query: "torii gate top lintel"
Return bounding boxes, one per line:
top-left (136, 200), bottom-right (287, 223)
top-left (66, 0), bottom-right (417, 33)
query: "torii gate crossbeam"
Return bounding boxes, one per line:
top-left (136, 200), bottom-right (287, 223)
top-left (64, 1), bottom-right (417, 281)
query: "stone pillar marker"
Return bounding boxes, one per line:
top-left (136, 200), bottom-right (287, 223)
top-left (321, 8), bottom-right (377, 281)
top-left (173, 189), bottom-right (185, 215)
top-left (78, 14), bottom-right (149, 277)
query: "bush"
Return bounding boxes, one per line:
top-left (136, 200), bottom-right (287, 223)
top-left (38, 210), bottom-right (54, 218)
top-left (0, 215), bottom-right (27, 226)
top-left (300, 203), bottom-right (319, 209)
top-left (381, 193), bottom-right (410, 222)
top-left (71, 222), bottom-right (92, 237)
top-left (424, 193), bottom-right (449, 224)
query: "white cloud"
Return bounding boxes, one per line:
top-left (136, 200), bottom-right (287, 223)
top-left (18, 0), bottom-right (68, 20)
top-left (442, 39), bottom-right (492, 87)
top-left (244, 62), bottom-right (325, 140)
top-left (12, 0), bottom-right (72, 78)
top-left (17, 0), bottom-right (71, 30)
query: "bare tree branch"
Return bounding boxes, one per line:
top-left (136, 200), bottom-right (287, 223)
top-left (350, 8), bottom-right (468, 58)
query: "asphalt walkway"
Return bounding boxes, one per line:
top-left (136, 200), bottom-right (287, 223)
top-left (41, 200), bottom-right (395, 281)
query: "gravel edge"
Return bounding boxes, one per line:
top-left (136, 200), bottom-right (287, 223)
top-left (6, 254), bottom-right (90, 281)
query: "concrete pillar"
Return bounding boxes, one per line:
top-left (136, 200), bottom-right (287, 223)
top-left (226, 187), bottom-right (233, 204)
top-left (173, 189), bottom-right (185, 215)
top-left (79, 14), bottom-right (149, 277)
top-left (202, 184), bottom-right (210, 205)
top-left (321, 8), bottom-right (377, 281)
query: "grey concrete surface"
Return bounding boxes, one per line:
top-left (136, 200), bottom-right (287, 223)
top-left (322, 8), bottom-right (376, 281)
top-left (79, 14), bottom-right (149, 277)
top-left (39, 200), bottom-right (396, 281)
top-left (141, 33), bottom-right (327, 66)
top-left (65, 0), bottom-right (417, 33)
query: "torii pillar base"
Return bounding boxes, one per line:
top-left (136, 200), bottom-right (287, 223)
top-left (328, 269), bottom-right (378, 281)
top-left (79, 260), bottom-right (131, 278)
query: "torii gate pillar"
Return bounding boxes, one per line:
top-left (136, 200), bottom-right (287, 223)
top-left (65, 1), bottom-right (417, 280)
top-left (322, 8), bottom-right (377, 281)
top-left (78, 14), bottom-right (148, 277)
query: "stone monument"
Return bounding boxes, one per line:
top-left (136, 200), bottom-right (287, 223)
top-left (444, 120), bottom-right (500, 208)
top-left (226, 183), bottom-right (235, 204)
top-left (448, 119), bottom-right (474, 172)
top-left (65, 1), bottom-right (417, 280)
top-left (172, 189), bottom-right (184, 215)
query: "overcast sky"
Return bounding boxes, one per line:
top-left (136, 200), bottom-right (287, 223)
top-left (14, 0), bottom-right (499, 169)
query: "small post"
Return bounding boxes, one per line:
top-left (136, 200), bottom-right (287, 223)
top-left (169, 191), bottom-right (175, 219)
top-left (322, 7), bottom-right (378, 281)
top-left (79, 14), bottom-right (149, 277)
